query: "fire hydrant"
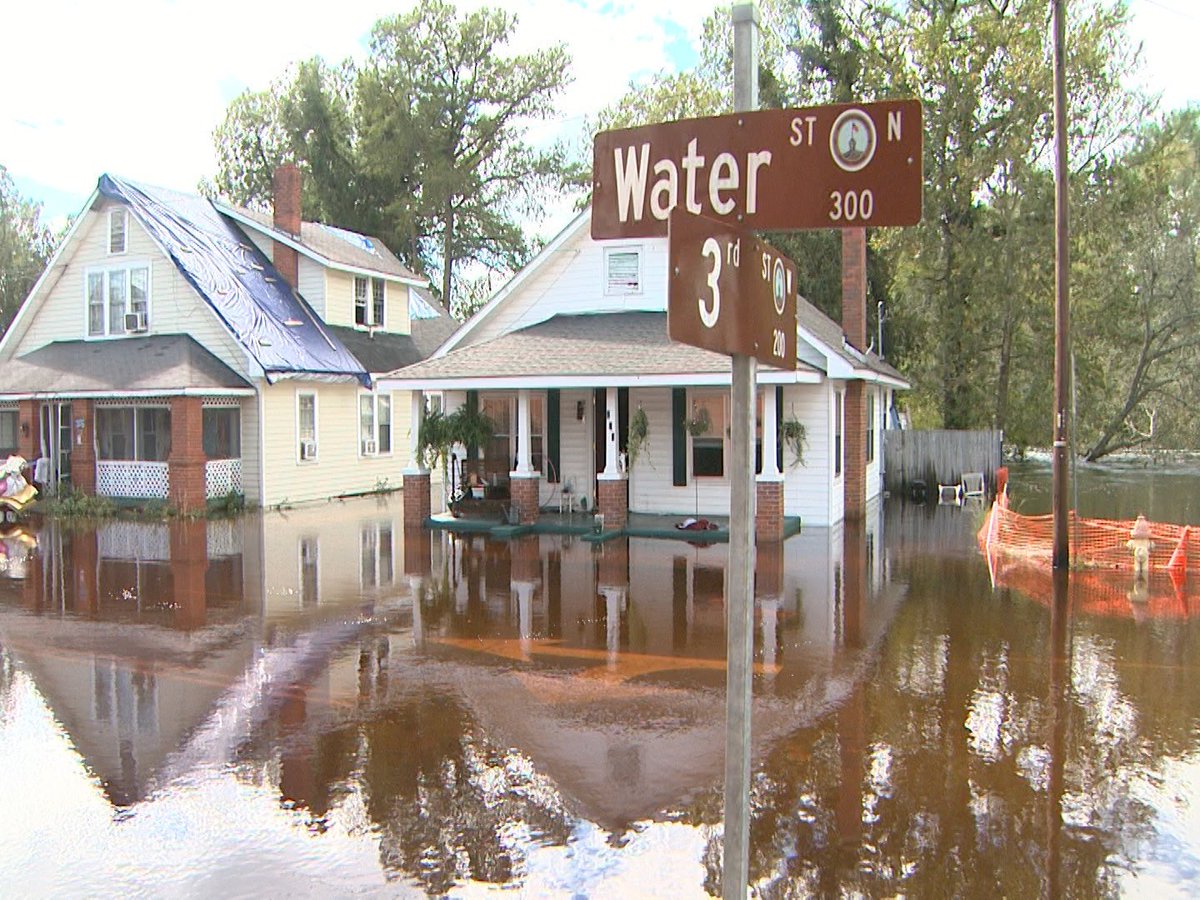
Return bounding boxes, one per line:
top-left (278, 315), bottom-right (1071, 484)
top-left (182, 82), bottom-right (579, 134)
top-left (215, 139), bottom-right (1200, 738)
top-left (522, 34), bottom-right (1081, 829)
top-left (1127, 515), bottom-right (1154, 580)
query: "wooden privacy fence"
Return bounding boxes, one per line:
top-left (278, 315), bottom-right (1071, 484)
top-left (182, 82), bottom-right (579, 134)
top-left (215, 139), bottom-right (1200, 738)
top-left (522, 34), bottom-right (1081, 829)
top-left (883, 429), bottom-right (1003, 494)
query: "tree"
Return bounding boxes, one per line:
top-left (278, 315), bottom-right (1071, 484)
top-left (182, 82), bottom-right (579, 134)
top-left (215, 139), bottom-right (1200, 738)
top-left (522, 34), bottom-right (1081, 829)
top-left (209, 0), bottom-right (573, 313)
top-left (0, 167), bottom-right (56, 337)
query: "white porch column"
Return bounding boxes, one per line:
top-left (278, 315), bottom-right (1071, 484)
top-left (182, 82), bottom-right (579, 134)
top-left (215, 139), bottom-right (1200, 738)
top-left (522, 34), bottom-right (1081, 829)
top-left (760, 386), bottom-right (780, 479)
top-left (514, 389), bottom-right (533, 475)
top-left (602, 386), bottom-right (620, 476)
top-left (407, 390), bottom-right (426, 473)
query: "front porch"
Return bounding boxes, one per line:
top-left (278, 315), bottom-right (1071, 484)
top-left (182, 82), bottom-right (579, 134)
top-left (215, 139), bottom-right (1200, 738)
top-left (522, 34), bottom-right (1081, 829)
top-left (425, 508), bottom-right (802, 544)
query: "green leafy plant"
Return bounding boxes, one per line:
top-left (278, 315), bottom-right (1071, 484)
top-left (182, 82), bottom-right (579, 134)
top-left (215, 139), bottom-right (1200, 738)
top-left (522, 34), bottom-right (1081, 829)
top-left (626, 406), bottom-right (649, 468)
top-left (418, 405), bottom-right (496, 501)
top-left (780, 415), bottom-right (807, 468)
top-left (684, 404), bottom-right (711, 437)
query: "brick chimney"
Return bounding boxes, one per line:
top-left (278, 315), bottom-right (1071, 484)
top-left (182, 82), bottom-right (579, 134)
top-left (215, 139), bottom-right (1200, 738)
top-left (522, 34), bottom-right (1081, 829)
top-left (841, 227), bottom-right (867, 353)
top-left (272, 164), bottom-right (302, 289)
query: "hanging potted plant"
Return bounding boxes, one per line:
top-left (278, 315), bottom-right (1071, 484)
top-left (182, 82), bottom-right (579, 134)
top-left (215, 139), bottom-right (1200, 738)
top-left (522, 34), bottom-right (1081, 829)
top-left (626, 406), bottom-right (649, 469)
top-left (779, 413), bottom-right (807, 468)
top-left (684, 404), bottom-right (711, 438)
top-left (418, 405), bottom-right (495, 505)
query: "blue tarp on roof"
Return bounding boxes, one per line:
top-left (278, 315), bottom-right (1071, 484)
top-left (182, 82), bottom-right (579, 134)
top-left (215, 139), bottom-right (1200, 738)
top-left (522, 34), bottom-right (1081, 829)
top-left (98, 175), bottom-right (370, 387)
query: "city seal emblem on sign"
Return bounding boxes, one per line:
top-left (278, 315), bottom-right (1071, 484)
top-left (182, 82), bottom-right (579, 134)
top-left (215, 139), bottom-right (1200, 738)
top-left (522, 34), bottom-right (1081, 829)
top-left (772, 257), bottom-right (787, 316)
top-left (829, 108), bottom-right (877, 173)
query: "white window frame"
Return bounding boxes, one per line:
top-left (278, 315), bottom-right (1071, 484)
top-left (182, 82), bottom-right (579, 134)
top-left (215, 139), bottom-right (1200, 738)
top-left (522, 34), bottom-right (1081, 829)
top-left (834, 389), bottom-right (844, 478)
top-left (84, 262), bottom-right (151, 339)
top-left (297, 392), bottom-right (318, 462)
top-left (108, 208), bottom-right (128, 255)
top-left (603, 246), bottom-right (642, 296)
top-left (689, 389), bottom-right (728, 479)
top-left (354, 275), bottom-right (386, 328)
top-left (359, 391), bottom-right (392, 457)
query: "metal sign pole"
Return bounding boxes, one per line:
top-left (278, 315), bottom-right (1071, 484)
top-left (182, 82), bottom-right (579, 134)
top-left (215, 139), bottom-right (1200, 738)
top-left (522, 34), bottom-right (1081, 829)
top-left (724, 6), bottom-right (758, 898)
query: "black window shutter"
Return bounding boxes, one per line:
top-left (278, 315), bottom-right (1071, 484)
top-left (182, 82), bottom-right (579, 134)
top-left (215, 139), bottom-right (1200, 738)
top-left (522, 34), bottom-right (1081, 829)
top-left (672, 388), bottom-right (687, 486)
top-left (547, 389), bottom-right (560, 483)
top-left (466, 390), bottom-right (479, 461)
top-left (618, 388), bottom-right (629, 459)
top-left (776, 386), bottom-right (784, 472)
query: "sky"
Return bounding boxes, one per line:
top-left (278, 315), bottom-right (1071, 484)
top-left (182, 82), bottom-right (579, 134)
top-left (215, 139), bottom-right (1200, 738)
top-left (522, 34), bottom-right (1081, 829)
top-left (2, 0), bottom-right (1197, 234)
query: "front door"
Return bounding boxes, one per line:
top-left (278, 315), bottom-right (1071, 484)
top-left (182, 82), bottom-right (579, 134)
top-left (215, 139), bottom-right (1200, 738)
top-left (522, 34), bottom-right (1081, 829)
top-left (38, 402), bottom-right (72, 494)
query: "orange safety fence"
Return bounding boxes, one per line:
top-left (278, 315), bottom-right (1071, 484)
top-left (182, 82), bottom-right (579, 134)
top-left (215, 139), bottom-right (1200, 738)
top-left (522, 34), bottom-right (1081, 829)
top-left (977, 490), bottom-right (1200, 578)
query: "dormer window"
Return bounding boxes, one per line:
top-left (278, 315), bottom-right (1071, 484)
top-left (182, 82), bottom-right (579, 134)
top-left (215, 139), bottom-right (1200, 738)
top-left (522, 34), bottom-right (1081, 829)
top-left (604, 247), bottom-right (641, 295)
top-left (355, 276), bottom-right (386, 327)
top-left (108, 209), bottom-right (127, 254)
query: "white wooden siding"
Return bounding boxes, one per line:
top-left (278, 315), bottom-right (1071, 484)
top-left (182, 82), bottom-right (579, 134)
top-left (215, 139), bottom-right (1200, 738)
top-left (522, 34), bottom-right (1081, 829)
top-left (297, 257), bottom-right (326, 318)
top-left (323, 270), bottom-right (412, 335)
top-left (14, 201), bottom-right (252, 378)
top-left (459, 229), bottom-right (669, 350)
top-left (258, 381), bottom-right (416, 506)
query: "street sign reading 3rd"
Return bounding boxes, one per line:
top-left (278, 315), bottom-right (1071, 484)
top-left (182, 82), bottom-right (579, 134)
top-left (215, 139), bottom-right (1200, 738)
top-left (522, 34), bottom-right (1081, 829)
top-left (592, 99), bottom-right (922, 240)
top-left (668, 210), bottom-right (798, 370)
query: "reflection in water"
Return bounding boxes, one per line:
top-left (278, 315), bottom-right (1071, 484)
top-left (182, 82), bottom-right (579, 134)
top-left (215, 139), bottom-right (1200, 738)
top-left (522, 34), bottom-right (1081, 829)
top-left (0, 493), bottom-right (1197, 895)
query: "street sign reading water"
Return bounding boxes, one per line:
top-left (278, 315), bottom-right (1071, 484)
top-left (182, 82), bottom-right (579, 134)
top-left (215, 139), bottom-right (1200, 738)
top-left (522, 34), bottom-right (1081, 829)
top-left (668, 210), bottom-right (797, 370)
top-left (592, 99), bottom-right (922, 239)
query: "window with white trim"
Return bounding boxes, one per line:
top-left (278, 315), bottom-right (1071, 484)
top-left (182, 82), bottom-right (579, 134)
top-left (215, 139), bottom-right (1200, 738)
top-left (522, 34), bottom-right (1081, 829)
top-left (86, 264), bottom-right (150, 337)
top-left (298, 393), bottom-right (317, 461)
top-left (355, 276), bottom-right (386, 327)
top-left (866, 391), bottom-right (876, 463)
top-left (604, 247), bottom-right (642, 295)
top-left (0, 409), bottom-right (17, 456)
top-left (359, 392), bottom-right (392, 456)
top-left (202, 407), bottom-right (241, 459)
top-left (360, 522), bottom-right (394, 589)
top-left (108, 208), bottom-right (127, 254)
top-left (834, 390), bottom-right (844, 477)
top-left (689, 390), bottom-right (726, 478)
top-left (96, 407), bottom-right (171, 461)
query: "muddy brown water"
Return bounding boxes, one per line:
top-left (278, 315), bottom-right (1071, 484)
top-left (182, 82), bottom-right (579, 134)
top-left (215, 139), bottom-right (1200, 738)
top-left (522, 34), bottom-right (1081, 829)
top-left (0, 461), bottom-right (1197, 896)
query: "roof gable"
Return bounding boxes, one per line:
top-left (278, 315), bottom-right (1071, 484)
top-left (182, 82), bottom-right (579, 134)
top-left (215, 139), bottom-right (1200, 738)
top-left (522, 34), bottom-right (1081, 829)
top-left (99, 176), bottom-right (368, 386)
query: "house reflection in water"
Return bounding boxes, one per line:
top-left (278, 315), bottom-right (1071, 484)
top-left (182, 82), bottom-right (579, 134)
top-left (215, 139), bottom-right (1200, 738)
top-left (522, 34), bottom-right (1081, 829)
top-left (0, 495), bottom-right (903, 891)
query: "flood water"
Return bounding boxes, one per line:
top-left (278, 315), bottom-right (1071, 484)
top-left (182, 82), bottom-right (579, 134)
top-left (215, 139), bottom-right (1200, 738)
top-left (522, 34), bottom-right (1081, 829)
top-left (0, 463), bottom-right (1198, 897)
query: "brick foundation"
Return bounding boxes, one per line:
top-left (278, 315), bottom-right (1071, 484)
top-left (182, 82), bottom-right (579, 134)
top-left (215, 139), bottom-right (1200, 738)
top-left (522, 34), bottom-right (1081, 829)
top-left (509, 474), bottom-right (541, 525)
top-left (756, 478), bottom-right (784, 542)
top-left (17, 400), bottom-right (36, 461)
top-left (70, 399), bottom-right (97, 494)
top-left (402, 471), bottom-right (431, 527)
top-left (597, 476), bottom-right (628, 531)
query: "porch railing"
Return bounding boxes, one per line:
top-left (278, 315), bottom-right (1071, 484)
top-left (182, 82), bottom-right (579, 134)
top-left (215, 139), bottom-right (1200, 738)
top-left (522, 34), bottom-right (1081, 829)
top-left (205, 458), bottom-right (242, 499)
top-left (96, 461), bottom-right (169, 499)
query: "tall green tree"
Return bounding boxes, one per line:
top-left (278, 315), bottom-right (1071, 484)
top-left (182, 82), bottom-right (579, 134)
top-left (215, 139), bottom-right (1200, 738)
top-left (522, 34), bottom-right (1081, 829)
top-left (209, 0), bottom-right (572, 314)
top-left (0, 167), bottom-right (56, 337)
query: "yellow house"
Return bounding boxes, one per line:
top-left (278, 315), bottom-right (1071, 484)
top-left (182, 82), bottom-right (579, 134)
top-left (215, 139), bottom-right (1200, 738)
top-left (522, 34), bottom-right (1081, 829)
top-left (0, 166), bottom-right (454, 509)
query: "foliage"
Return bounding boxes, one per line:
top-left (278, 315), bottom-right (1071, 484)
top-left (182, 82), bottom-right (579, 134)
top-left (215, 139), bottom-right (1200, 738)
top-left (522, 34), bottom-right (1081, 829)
top-left (209, 0), bottom-right (573, 314)
top-left (684, 405), bottom-right (711, 437)
top-left (0, 166), bottom-right (57, 338)
top-left (626, 406), bottom-right (649, 468)
top-left (419, 405), bottom-right (496, 475)
top-left (39, 489), bottom-right (119, 519)
top-left (780, 416), bottom-right (807, 468)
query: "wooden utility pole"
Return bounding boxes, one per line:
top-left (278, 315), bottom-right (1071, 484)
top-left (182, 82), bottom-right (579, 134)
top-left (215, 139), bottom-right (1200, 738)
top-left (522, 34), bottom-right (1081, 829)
top-left (1052, 0), bottom-right (1071, 569)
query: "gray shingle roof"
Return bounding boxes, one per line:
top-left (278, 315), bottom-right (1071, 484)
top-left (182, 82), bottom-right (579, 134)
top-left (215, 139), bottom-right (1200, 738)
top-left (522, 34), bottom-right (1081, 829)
top-left (223, 204), bottom-right (422, 282)
top-left (795, 297), bottom-right (906, 382)
top-left (384, 311), bottom-right (821, 381)
top-left (3, 336), bottom-right (252, 395)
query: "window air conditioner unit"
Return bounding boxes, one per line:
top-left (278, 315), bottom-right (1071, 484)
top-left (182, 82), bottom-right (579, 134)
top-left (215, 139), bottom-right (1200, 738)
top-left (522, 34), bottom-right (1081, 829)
top-left (300, 439), bottom-right (318, 461)
top-left (124, 310), bottom-right (148, 332)
top-left (362, 439), bottom-right (377, 456)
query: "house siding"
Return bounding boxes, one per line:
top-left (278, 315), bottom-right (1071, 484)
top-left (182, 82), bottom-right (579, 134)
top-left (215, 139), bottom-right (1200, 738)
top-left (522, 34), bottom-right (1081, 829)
top-left (13, 201), bottom-right (251, 378)
top-left (323, 270), bottom-right (412, 335)
top-left (459, 231), bottom-right (669, 350)
top-left (297, 257), bottom-right (326, 318)
top-left (258, 381), bottom-right (415, 507)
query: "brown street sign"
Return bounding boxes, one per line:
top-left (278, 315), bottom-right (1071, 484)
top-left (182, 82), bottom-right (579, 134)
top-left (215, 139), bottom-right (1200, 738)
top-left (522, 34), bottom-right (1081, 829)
top-left (668, 210), bottom-right (797, 369)
top-left (593, 99), bottom-right (922, 239)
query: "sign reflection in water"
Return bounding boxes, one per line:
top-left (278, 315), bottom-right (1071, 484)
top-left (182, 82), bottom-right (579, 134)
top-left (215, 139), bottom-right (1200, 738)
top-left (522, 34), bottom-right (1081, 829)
top-left (0, 492), bottom-right (1197, 895)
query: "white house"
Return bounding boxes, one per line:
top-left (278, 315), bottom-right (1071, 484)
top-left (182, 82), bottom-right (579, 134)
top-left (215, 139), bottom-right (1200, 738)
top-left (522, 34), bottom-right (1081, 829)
top-left (380, 209), bottom-right (907, 533)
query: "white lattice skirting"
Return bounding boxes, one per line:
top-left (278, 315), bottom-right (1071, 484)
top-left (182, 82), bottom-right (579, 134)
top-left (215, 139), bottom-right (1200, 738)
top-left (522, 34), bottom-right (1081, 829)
top-left (97, 461), bottom-right (169, 499)
top-left (205, 459), bottom-right (243, 499)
